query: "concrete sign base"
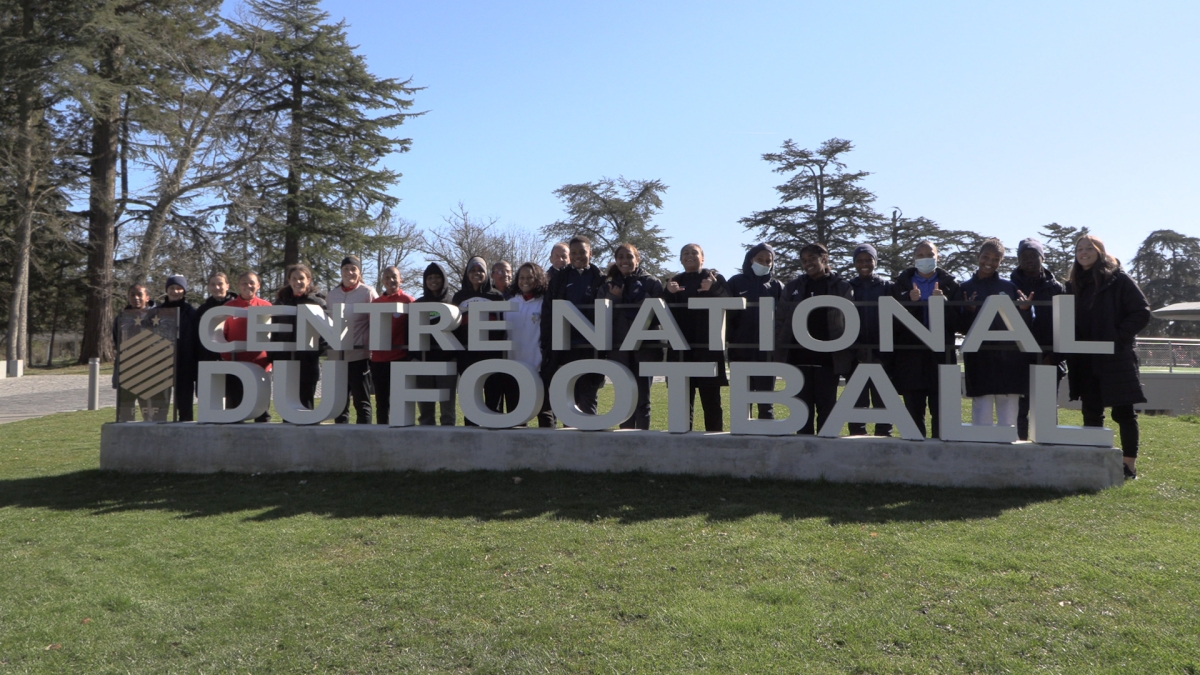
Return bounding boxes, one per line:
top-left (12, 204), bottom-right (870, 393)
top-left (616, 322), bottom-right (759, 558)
top-left (99, 424), bottom-right (1124, 492)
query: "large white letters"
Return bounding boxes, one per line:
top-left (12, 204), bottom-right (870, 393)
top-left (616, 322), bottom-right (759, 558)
top-left (878, 295), bottom-right (945, 352)
top-left (468, 301), bottom-right (517, 352)
top-left (791, 296), bottom-right (860, 352)
top-left (960, 295), bottom-right (1040, 354)
top-left (198, 306), bottom-right (245, 354)
top-left (1028, 364), bottom-right (1114, 446)
top-left (819, 364), bottom-right (923, 440)
top-left (548, 359), bottom-right (636, 430)
top-left (639, 361), bottom-right (718, 433)
top-left (551, 300), bottom-right (612, 351)
top-left (937, 364), bottom-right (1018, 443)
top-left (1053, 295), bottom-right (1114, 355)
top-left (196, 361), bottom-right (270, 423)
top-left (459, 359), bottom-right (544, 428)
top-left (688, 297), bottom-right (746, 350)
top-left (408, 303), bottom-right (463, 351)
top-left (390, 361), bottom-right (456, 427)
top-left (273, 360), bottom-right (347, 425)
top-left (620, 298), bottom-right (688, 351)
top-left (728, 361), bottom-right (805, 435)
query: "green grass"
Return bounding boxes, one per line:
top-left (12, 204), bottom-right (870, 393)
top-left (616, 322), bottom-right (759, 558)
top-left (2, 389), bottom-right (1200, 673)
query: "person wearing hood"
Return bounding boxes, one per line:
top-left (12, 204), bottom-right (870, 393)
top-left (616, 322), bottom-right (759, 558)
top-left (1065, 235), bottom-right (1150, 479)
top-left (369, 266), bottom-right (415, 425)
top-left (847, 244), bottom-right (894, 436)
top-left (960, 238), bottom-right (1027, 429)
top-left (726, 243), bottom-right (785, 420)
top-left (327, 255), bottom-right (379, 424)
top-left (451, 256), bottom-right (505, 425)
top-left (1010, 237), bottom-right (1065, 440)
top-left (272, 263), bottom-right (327, 410)
top-left (664, 243), bottom-right (731, 432)
top-left (541, 235), bottom-right (608, 418)
top-left (891, 240), bottom-right (963, 438)
top-left (196, 272), bottom-right (238, 363)
top-left (601, 243), bottom-right (664, 430)
top-left (160, 274), bottom-right (199, 421)
top-left (776, 243), bottom-right (854, 435)
top-left (112, 283), bottom-right (170, 421)
top-left (415, 262), bottom-right (458, 426)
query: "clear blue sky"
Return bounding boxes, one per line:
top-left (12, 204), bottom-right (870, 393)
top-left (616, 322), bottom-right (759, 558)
top-left (297, 0), bottom-right (1198, 278)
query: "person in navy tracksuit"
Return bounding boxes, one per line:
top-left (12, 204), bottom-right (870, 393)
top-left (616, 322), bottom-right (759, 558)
top-left (725, 243), bottom-right (785, 420)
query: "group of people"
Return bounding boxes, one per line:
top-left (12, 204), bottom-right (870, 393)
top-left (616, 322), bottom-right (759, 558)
top-left (116, 232), bottom-right (1151, 479)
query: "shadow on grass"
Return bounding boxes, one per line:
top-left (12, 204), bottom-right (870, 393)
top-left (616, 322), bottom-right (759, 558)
top-left (0, 469), bottom-right (1071, 525)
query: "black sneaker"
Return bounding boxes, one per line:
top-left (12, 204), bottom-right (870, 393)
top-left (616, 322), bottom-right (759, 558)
top-left (1123, 464), bottom-right (1137, 480)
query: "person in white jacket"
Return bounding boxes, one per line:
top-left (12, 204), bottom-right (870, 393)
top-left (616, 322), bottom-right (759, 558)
top-left (327, 255), bottom-right (379, 424)
top-left (505, 262), bottom-right (555, 428)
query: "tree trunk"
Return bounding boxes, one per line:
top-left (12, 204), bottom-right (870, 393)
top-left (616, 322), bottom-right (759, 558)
top-left (283, 67), bottom-right (303, 266)
top-left (79, 41), bottom-right (124, 364)
top-left (7, 1), bottom-right (37, 365)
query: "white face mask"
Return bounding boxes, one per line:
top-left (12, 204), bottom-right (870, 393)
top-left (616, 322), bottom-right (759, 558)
top-left (750, 261), bottom-right (772, 277)
top-left (915, 258), bottom-right (937, 275)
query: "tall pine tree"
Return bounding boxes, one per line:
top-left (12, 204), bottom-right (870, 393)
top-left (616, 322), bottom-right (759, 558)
top-left (741, 138), bottom-right (881, 277)
top-left (233, 0), bottom-right (421, 273)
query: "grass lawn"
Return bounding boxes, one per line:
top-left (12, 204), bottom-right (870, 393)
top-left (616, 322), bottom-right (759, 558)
top-left (2, 387), bottom-right (1199, 673)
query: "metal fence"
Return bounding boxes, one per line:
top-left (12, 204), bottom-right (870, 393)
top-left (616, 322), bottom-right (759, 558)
top-left (1136, 338), bottom-right (1200, 372)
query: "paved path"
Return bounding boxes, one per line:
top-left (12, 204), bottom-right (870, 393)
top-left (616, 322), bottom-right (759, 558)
top-left (0, 375), bottom-right (116, 424)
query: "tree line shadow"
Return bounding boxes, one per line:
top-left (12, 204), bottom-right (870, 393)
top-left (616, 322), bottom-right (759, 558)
top-left (0, 468), bottom-right (1075, 525)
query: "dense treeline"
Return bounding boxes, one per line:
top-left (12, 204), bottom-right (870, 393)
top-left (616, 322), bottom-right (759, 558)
top-left (0, 3), bottom-right (1196, 367)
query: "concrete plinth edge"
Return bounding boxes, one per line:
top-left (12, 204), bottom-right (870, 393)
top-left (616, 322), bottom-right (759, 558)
top-left (99, 424), bottom-right (1124, 492)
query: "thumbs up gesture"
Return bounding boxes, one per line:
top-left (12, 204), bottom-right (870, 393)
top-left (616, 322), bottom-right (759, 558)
top-left (908, 286), bottom-right (921, 302)
top-left (930, 282), bottom-right (944, 297)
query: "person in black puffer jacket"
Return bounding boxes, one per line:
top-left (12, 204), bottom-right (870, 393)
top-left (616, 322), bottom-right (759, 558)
top-left (847, 243), bottom-right (894, 436)
top-left (160, 274), bottom-right (199, 422)
top-left (1010, 238), bottom-right (1066, 440)
top-left (664, 243), bottom-right (730, 432)
top-left (776, 243), bottom-right (854, 435)
top-left (891, 240), bottom-right (963, 438)
top-left (601, 243), bottom-right (664, 430)
top-left (451, 257), bottom-right (505, 425)
top-left (725, 243), bottom-right (785, 420)
top-left (195, 272), bottom-right (238, 363)
top-left (271, 263), bottom-right (327, 410)
top-left (540, 235), bottom-right (608, 417)
top-left (415, 263), bottom-right (458, 426)
top-left (1065, 235), bottom-right (1150, 479)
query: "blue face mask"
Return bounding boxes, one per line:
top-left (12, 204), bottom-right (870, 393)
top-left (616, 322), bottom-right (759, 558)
top-left (915, 258), bottom-right (937, 275)
top-left (750, 261), bottom-right (772, 277)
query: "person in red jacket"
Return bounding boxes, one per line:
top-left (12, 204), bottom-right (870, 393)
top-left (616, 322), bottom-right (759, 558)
top-left (370, 266), bottom-right (416, 424)
top-left (221, 271), bottom-right (272, 422)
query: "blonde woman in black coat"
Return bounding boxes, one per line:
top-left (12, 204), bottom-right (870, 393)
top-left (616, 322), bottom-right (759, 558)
top-left (1065, 235), bottom-right (1150, 479)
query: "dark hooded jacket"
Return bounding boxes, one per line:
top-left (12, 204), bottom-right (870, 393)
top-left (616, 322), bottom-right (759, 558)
top-left (959, 272), bottom-right (1027, 397)
top-left (890, 267), bottom-right (962, 393)
top-left (849, 274), bottom-right (893, 368)
top-left (415, 262), bottom-right (455, 362)
top-left (776, 270), bottom-right (855, 374)
top-left (1010, 266), bottom-right (1065, 353)
top-left (725, 244), bottom-right (784, 363)
top-left (1065, 268), bottom-right (1150, 407)
top-left (451, 257), bottom-right (504, 370)
top-left (601, 263), bottom-right (665, 371)
top-left (665, 267), bottom-right (730, 385)
top-left (160, 296), bottom-right (200, 387)
top-left (270, 286), bottom-right (328, 363)
top-left (540, 260), bottom-right (607, 369)
top-left (196, 291), bottom-right (238, 362)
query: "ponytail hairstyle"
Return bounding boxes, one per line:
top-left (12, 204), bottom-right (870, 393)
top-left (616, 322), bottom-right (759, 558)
top-left (1068, 234), bottom-right (1118, 299)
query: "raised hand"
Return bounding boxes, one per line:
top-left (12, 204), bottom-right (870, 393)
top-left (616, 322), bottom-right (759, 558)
top-left (665, 280), bottom-right (682, 294)
top-left (966, 290), bottom-right (979, 312)
top-left (909, 286), bottom-right (921, 302)
top-left (930, 282), bottom-right (944, 297)
top-left (1017, 290), bottom-right (1035, 308)
top-left (699, 277), bottom-right (713, 292)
